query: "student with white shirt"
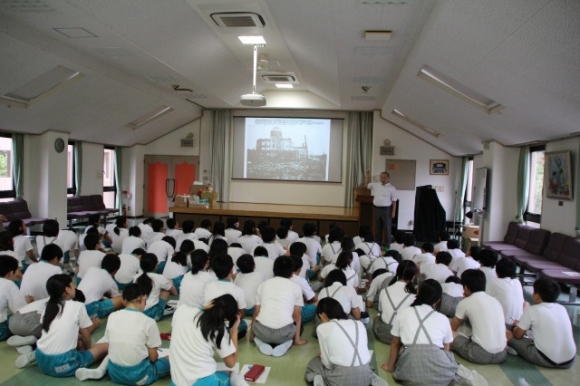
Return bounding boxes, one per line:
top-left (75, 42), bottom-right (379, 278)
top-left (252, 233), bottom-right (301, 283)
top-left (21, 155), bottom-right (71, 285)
top-left (253, 247), bottom-right (275, 280)
top-left (162, 239), bottom-right (193, 292)
top-left (122, 226), bottom-right (146, 254)
top-left (227, 242), bottom-right (246, 265)
top-left (366, 170), bottom-right (397, 248)
top-left (85, 214), bottom-right (112, 247)
top-left (451, 269), bottom-right (507, 364)
top-left (250, 256), bottom-right (308, 357)
top-left (235, 254), bottom-right (265, 316)
top-left (134, 253), bottom-right (177, 321)
top-left (451, 253), bottom-right (480, 277)
top-left (165, 217), bottom-right (182, 240)
top-left (115, 248), bottom-right (144, 290)
top-left (479, 248), bottom-right (499, 286)
top-left (0, 231), bottom-right (22, 270)
top-left (290, 255), bottom-right (318, 324)
top-left (382, 280), bottom-right (461, 386)
top-left (434, 231), bottom-right (450, 253)
top-left (508, 278), bottom-right (576, 368)
top-left (400, 233), bottom-right (421, 261)
top-left (439, 276), bottom-right (464, 318)
top-left (276, 226), bottom-right (291, 248)
top-left (389, 231), bottom-right (405, 254)
top-left (178, 249), bottom-right (216, 308)
top-left (354, 227), bottom-right (381, 263)
top-left (446, 239), bottom-right (466, 267)
top-left (412, 242), bottom-right (436, 268)
top-left (0, 256), bottom-right (30, 341)
top-left (258, 226), bottom-right (287, 259)
top-left (321, 227), bottom-right (344, 265)
top-left (20, 244), bottom-right (63, 301)
top-left (487, 258), bottom-right (525, 326)
top-left (194, 219), bottom-right (212, 241)
top-left (305, 298), bottom-right (374, 386)
top-left (19, 274), bottom-right (108, 377)
top-left (296, 223), bottom-right (323, 269)
top-left (147, 236), bottom-right (175, 274)
top-left (280, 218), bottom-right (299, 243)
top-left (289, 242), bottom-right (312, 279)
top-left (78, 254), bottom-right (123, 319)
top-left (318, 270), bottom-right (363, 321)
top-left (170, 294), bottom-right (245, 386)
top-left (365, 269), bottom-right (394, 309)
top-left (373, 261), bottom-right (417, 344)
top-left (77, 233), bottom-right (106, 282)
top-left (35, 220), bottom-right (66, 259)
top-left (321, 252), bottom-right (359, 288)
top-left (237, 220), bottom-right (263, 253)
top-left (110, 216), bottom-right (129, 254)
top-left (352, 224), bottom-right (368, 247)
top-left (175, 220), bottom-right (200, 250)
top-left (208, 221), bottom-right (228, 246)
top-left (138, 218), bottom-right (154, 245)
top-left (367, 249), bottom-right (400, 276)
top-left (147, 219), bottom-right (166, 245)
top-left (208, 238), bottom-right (228, 263)
top-left (224, 217), bottom-right (241, 245)
top-left (420, 251), bottom-right (455, 284)
top-left (8, 220), bottom-right (36, 268)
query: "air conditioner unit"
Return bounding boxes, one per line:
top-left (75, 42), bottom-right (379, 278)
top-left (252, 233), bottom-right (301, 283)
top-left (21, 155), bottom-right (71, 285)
top-left (261, 74), bottom-right (297, 84)
top-left (210, 12), bottom-right (265, 28)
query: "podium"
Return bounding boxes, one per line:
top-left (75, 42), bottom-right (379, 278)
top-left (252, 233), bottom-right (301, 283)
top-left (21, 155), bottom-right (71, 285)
top-left (354, 187), bottom-right (399, 244)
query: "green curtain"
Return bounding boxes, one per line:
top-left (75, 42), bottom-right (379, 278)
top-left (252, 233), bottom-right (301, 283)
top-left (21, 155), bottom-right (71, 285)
top-left (11, 133), bottom-right (24, 199)
top-left (515, 146), bottom-right (530, 223)
top-left (345, 112), bottom-right (373, 207)
top-left (457, 157), bottom-right (470, 222)
top-left (114, 147), bottom-right (122, 210)
top-left (210, 109), bottom-right (232, 202)
top-left (74, 142), bottom-right (83, 197)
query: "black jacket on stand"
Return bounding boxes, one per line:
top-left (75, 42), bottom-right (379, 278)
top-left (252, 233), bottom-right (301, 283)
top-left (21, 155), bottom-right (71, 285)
top-left (413, 185), bottom-right (446, 242)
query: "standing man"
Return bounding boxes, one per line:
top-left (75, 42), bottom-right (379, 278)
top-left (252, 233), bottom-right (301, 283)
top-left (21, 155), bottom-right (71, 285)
top-left (366, 170), bottom-right (397, 248)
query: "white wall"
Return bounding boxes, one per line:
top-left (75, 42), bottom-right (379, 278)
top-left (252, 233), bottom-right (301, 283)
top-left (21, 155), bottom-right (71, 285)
top-left (371, 111), bottom-right (461, 230)
top-left (144, 119), bottom-right (201, 157)
top-left (540, 138), bottom-right (580, 236)
top-left (80, 142), bottom-right (104, 196)
top-left (121, 145), bottom-right (144, 217)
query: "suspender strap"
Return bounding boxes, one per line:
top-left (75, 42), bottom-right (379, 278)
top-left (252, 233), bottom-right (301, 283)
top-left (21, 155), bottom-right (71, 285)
top-left (412, 307), bottom-right (436, 345)
top-left (332, 320), bottom-right (363, 366)
top-left (325, 286), bottom-right (342, 299)
top-left (347, 271), bottom-right (357, 283)
top-left (386, 291), bottom-right (413, 325)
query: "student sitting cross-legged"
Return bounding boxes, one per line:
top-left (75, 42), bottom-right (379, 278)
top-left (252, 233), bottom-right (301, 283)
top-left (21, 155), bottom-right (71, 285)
top-left (162, 239), bottom-right (194, 292)
top-left (290, 255), bottom-right (318, 324)
top-left (115, 248), bottom-right (145, 290)
top-left (317, 270), bottom-right (363, 325)
top-left (234, 254), bottom-right (265, 317)
top-left (179, 250), bottom-right (216, 309)
top-left (0, 255), bottom-right (31, 341)
top-left (78, 253), bottom-right (124, 319)
top-left (487, 258), bottom-right (525, 327)
top-left (250, 256), bottom-right (308, 357)
top-left (134, 253), bottom-right (177, 321)
top-left (508, 277), bottom-right (576, 368)
top-left (19, 244), bottom-right (63, 301)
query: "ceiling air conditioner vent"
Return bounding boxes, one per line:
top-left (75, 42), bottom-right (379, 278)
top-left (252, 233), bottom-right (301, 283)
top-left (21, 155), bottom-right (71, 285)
top-left (261, 74), bottom-right (297, 84)
top-left (211, 12), bottom-right (265, 28)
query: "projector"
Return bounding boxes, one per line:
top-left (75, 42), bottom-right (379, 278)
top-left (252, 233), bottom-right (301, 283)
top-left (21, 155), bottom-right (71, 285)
top-left (240, 93), bottom-right (267, 107)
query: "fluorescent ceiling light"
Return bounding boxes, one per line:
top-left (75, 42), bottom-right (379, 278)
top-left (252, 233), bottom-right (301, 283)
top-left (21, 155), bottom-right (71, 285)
top-left (275, 84), bottom-right (294, 89)
top-left (418, 65), bottom-right (504, 115)
top-left (392, 109), bottom-right (441, 138)
top-left (3, 65), bottom-right (82, 104)
top-left (124, 106), bottom-right (173, 130)
top-left (364, 30), bottom-right (393, 41)
top-left (238, 36), bottom-right (266, 45)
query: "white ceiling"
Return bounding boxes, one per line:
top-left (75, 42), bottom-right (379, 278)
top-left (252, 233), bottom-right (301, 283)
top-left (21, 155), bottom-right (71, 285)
top-left (0, 0), bottom-right (578, 154)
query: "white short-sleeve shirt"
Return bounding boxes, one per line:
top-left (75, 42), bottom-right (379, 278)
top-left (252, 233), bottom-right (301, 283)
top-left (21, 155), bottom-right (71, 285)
top-left (480, 267), bottom-right (497, 289)
top-left (389, 242), bottom-right (404, 254)
top-left (134, 272), bottom-right (172, 310)
top-left (413, 252), bottom-right (436, 267)
top-left (234, 271), bottom-right (265, 308)
top-left (138, 224), bottom-right (154, 244)
top-left (378, 281), bottom-right (416, 325)
top-left (122, 236), bottom-right (146, 255)
top-left (78, 267), bottom-right (119, 304)
top-left (238, 234), bottom-right (263, 254)
top-left (20, 261), bottom-right (63, 300)
top-left (0, 278), bottom-right (27, 323)
top-left (317, 319), bottom-right (371, 368)
top-left (162, 259), bottom-right (188, 280)
top-left (225, 228), bottom-right (242, 245)
top-left (258, 242), bottom-right (286, 259)
top-left (392, 305), bottom-right (453, 348)
top-left (147, 240), bottom-right (174, 264)
top-left (255, 277), bottom-right (303, 329)
top-left (420, 263), bottom-right (455, 284)
top-left (368, 256), bottom-right (399, 275)
top-left (36, 300), bottom-right (93, 354)
top-left (321, 242), bottom-right (341, 265)
top-left (175, 233), bottom-right (199, 250)
top-left (442, 282), bottom-right (464, 297)
top-left (77, 250), bottom-right (106, 279)
top-left (434, 241), bottom-right (448, 252)
top-left (166, 229), bottom-right (183, 240)
top-left (253, 256), bottom-right (275, 281)
top-left (56, 229), bottom-right (79, 253)
top-left (35, 236), bottom-right (66, 257)
top-left (401, 246), bottom-right (422, 261)
top-left (451, 257), bottom-right (480, 276)
top-left (194, 228), bottom-right (212, 240)
top-left (115, 254), bottom-right (141, 284)
top-left (178, 271), bottom-right (216, 308)
top-left (148, 232), bottom-right (165, 245)
top-left (290, 275), bottom-right (316, 302)
top-left (355, 241), bottom-right (381, 258)
top-left (318, 282), bottom-right (362, 315)
top-left (295, 237), bottom-right (322, 267)
top-left (13, 235), bottom-right (33, 264)
top-left (203, 280), bottom-right (247, 309)
top-left (487, 277), bottom-right (524, 324)
top-left (367, 182), bottom-right (397, 207)
top-left (367, 272), bottom-right (394, 303)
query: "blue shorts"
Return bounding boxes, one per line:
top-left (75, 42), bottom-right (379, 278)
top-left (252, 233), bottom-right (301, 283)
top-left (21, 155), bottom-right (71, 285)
top-left (0, 319), bottom-right (11, 341)
top-left (76, 275), bottom-right (82, 287)
top-left (302, 303), bottom-right (317, 324)
top-left (238, 319), bottom-right (247, 334)
top-left (115, 279), bottom-right (131, 291)
top-left (109, 357), bottom-right (170, 385)
top-left (170, 371), bottom-right (230, 386)
top-left (35, 348), bottom-right (95, 378)
top-left (156, 261), bottom-right (166, 274)
top-left (85, 299), bottom-right (115, 319)
top-left (245, 307), bottom-right (255, 317)
top-left (172, 275), bottom-right (184, 293)
top-left (143, 298), bottom-right (167, 321)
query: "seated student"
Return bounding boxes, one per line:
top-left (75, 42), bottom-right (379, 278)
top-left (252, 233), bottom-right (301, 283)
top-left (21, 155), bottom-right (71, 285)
top-left (434, 231), bottom-right (450, 253)
top-left (163, 239), bottom-right (194, 292)
top-left (234, 254), bottom-right (265, 316)
top-left (400, 233), bottom-right (421, 261)
top-left (323, 222), bottom-right (339, 245)
top-left (253, 246), bottom-right (275, 280)
top-left (17, 274), bottom-right (108, 377)
top-left (170, 294), bottom-right (244, 386)
top-left (84, 214), bottom-right (112, 247)
top-left (330, 237), bottom-right (360, 279)
top-left (135, 253), bottom-right (177, 321)
top-left (321, 252), bottom-right (359, 288)
top-left (237, 220), bottom-right (263, 254)
top-left (440, 276), bottom-right (464, 318)
top-left (36, 220), bottom-right (66, 258)
top-left (450, 249), bottom-right (480, 277)
top-left (227, 242), bottom-right (246, 266)
top-left (208, 238), bottom-right (229, 263)
top-left (115, 248), bottom-right (145, 290)
top-left (389, 231), bottom-right (405, 254)
top-left (79, 226), bottom-right (98, 253)
top-left (224, 217), bottom-right (241, 245)
top-left (165, 217), bottom-right (182, 240)
top-left (281, 218), bottom-right (299, 243)
top-left (138, 217), bottom-right (154, 244)
top-left (365, 268), bottom-right (394, 309)
top-left (8, 220), bottom-right (37, 268)
top-left (451, 269), bottom-right (507, 364)
top-left (177, 220), bottom-right (209, 252)
top-left (179, 250), bottom-right (216, 308)
top-left (382, 280), bottom-right (461, 386)
top-left (296, 223), bottom-right (323, 269)
top-left (508, 277), bottom-right (576, 369)
top-left (289, 242), bottom-right (312, 279)
top-left (20, 244), bottom-right (63, 300)
top-left (354, 226), bottom-right (381, 261)
top-left (194, 219), bottom-right (212, 241)
top-left (412, 242), bottom-right (436, 268)
top-left (257, 226), bottom-right (287, 259)
top-left (367, 249), bottom-right (400, 276)
top-left (318, 270), bottom-right (363, 321)
top-left (447, 239), bottom-right (466, 266)
top-left (290, 255), bottom-right (318, 324)
top-left (479, 248), bottom-right (499, 288)
top-left (78, 254), bottom-right (123, 319)
top-left (208, 221), bottom-right (228, 246)
top-left (147, 219), bottom-right (166, 245)
top-left (0, 256), bottom-right (31, 341)
top-left (147, 235), bottom-right (175, 274)
top-left (276, 226), bottom-right (291, 249)
top-left (76, 284), bottom-right (171, 384)
top-left (250, 256), bottom-right (307, 357)
top-left (487, 258), bottom-right (525, 326)
top-left (305, 298), bottom-right (374, 386)
top-left (373, 261), bottom-right (417, 344)
top-left (420, 251), bottom-right (455, 284)
top-left (122, 226), bottom-right (146, 254)
top-left (110, 216), bottom-right (129, 254)
top-left (0, 232), bottom-right (21, 273)
top-left (77, 233), bottom-right (106, 281)
top-left (321, 226), bottom-right (344, 265)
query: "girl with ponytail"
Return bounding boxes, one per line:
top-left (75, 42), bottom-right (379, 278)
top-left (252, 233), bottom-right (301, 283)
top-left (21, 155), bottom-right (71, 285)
top-left (170, 294), bottom-right (245, 385)
top-left (27, 274), bottom-right (108, 378)
top-left (110, 216), bottom-right (128, 254)
top-left (135, 253), bottom-right (176, 321)
top-left (162, 239), bottom-right (194, 292)
top-left (178, 249), bottom-right (215, 308)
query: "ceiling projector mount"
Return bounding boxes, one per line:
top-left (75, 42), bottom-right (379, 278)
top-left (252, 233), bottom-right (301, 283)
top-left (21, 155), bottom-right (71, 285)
top-left (241, 44), bottom-right (267, 107)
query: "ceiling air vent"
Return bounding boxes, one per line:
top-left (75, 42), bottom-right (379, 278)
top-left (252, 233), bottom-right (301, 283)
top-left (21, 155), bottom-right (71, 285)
top-left (261, 74), bottom-right (297, 84)
top-left (210, 12), bottom-right (265, 28)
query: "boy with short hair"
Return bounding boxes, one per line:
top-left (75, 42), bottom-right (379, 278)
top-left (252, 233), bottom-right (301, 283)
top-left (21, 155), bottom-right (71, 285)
top-left (389, 231), bottom-right (405, 254)
top-left (434, 231), bottom-right (450, 253)
top-left (77, 233), bottom-right (106, 280)
top-left (290, 255), bottom-right (317, 324)
top-left (19, 244), bottom-right (63, 300)
top-left (253, 247), bottom-right (275, 280)
top-left (147, 236), bottom-right (175, 274)
top-left (250, 256), bottom-right (307, 357)
top-left (138, 217), bottom-right (154, 244)
top-left (289, 242), bottom-right (311, 278)
top-left (115, 248), bottom-right (145, 289)
top-left (225, 217), bottom-right (241, 245)
top-left (165, 218), bottom-right (182, 239)
top-left (487, 258), bottom-right (525, 326)
top-left (420, 251), bottom-right (454, 284)
top-left (508, 278), bottom-right (576, 368)
top-left (400, 233), bottom-right (421, 261)
top-left (194, 219), bottom-right (212, 240)
top-left (0, 255), bottom-right (30, 341)
top-left (234, 255), bottom-right (265, 316)
top-left (78, 253), bottom-right (124, 319)
top-left (258, 226), bottom-right (287, 259)
top-left (451, 269), bottom-right (507, 364)
top-left (295, 223), bottom-right (322, 269)
top-left (280, 219), bottom-right (299, 243)
top-left (447, 239), bottom-right (466, 267)
top-left (148, 219), bottom-right (166, 244)
top-left (412, 242), bottom-right (436, 267)
top-left (479, 249), bottom-right (499, 287)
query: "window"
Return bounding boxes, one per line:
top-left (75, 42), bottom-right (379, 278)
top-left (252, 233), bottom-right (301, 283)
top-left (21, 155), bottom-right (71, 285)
top-left (0, 135), bottom-right (15, 199)
top-left (103, 147), bottom-right (116, 208)
top-left (525, 146), bottom-right (545, 224)
top-left (463, 158), bottom-right (474, 223)
top-left (67, 143), bottom-right (76, 196)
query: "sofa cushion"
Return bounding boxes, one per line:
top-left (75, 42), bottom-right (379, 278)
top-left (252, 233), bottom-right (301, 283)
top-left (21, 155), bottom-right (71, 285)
top-left (541, 269), bottom-right (580, 285)
top-left (514, 226), bottom-right (533, 249)
top-left (503, 222), bottom-right (520, 244)
top-left (542, 232), bottom-right (570, 262)
top-left (524, 228), bottom-right (551, 255)
top-left (555, 238), bottom-right (580, 270)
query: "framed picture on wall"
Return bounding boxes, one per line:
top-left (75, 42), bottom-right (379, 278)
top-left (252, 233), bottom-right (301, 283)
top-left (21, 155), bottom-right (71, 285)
top-left (430, 159), bottom-right (449, 175)
top-left (545, 151), bottom-right (573, 200)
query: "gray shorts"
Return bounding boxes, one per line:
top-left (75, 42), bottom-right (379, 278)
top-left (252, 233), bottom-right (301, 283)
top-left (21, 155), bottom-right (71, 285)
top-left (440, 294), bottom-right (462, 318)
top-left (451, 335), bottom-right (507, 364)
top-left (8, 311), bottom-right (43, 338)
top-left (253, 320), bottom-right (296, 345)
top-left (508, 337), bottom-right (575, 369)
top-left (372, 315), bottom-right (394, 345)
top-left (305, 356), bottom-right (373, 386)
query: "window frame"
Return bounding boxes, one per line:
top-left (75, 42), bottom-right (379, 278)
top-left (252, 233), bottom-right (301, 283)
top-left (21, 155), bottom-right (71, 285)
top-left (67, 142), bottom-right (77, 196)
top-left (523, 145), bottom-right (545, 224)
top-left (0, 133), bottom-right (16, 199)
top-left (103, 146), bottom-right (116, 203)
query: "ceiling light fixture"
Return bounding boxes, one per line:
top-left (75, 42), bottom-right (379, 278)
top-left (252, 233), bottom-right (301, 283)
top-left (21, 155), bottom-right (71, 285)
top-left (275, 84), bottom-right (293, 89)
top-left (124, 106), bottom-right (174, 130)
top-left (238, 36), bottom-right (266, 45)
top-left (418, 65), bottom-right (504, 115)
top-left (364, 30), bottom-right (393, 41)
top-left (392, 109), bottom-right (441, 138)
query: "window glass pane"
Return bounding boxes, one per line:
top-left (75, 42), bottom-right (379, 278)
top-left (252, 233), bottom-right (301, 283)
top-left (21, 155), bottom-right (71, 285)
top-left (67, 144), bottom-right (74, 189)
top-left (0, 137), bottom-right (13, 192)
top-left (527, 150), bottom-right (545, 215)
top-left (103, 148), bottom-right (115, 187)
top-left (103, 191), bottom-right (115, 208)
top-left (465, 160), bottom-right (474, 202)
